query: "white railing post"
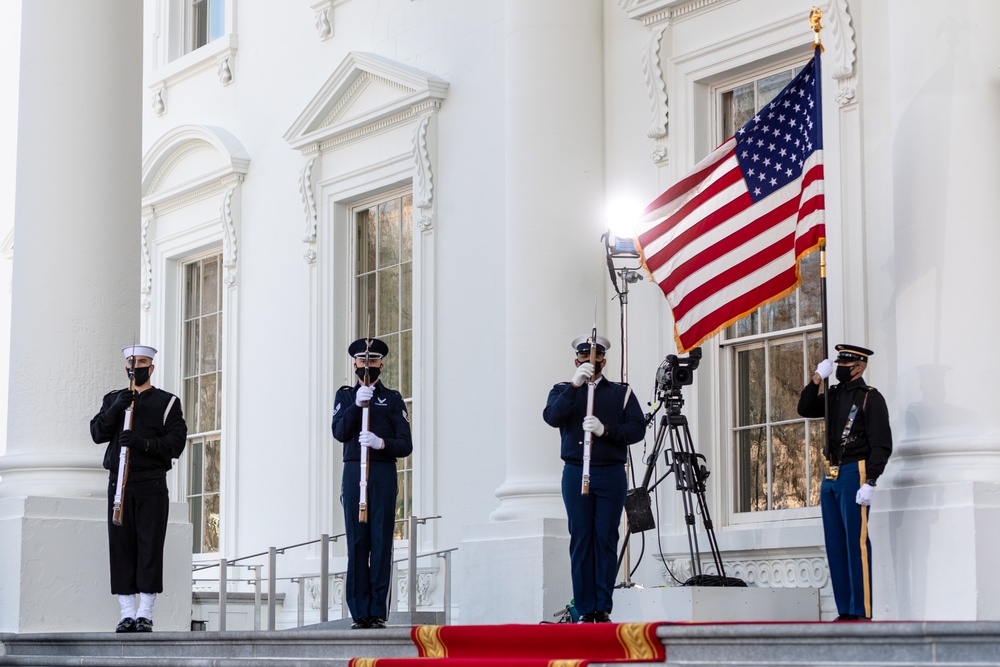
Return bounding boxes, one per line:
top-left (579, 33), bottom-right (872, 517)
top-left (408, 515), bottom-right (418, 613)
top-left (320, 534), bottom-right (330, 623)
top-left (297, 578), bottom-right (305, 627)
top-left (218, 559), bottom-right (228, 632)
top-left (252, 565), bottom-right (262, 631)
top-left (268, 547), bottom-right (277, 631)
top-left (439, 551), bottom-right (452, 626)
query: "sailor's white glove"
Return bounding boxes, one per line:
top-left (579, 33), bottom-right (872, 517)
top-left (572, 363), bottom-right (594, 388)
top-left (355, 384), bottom-right (375, 406)
top-left (856, 483), bottom-right (874, 506)
top-left (359, 431), bottom-right (385, 450)
top-left (815, 358), bottom-right (834, 380)
top-left (582, 416), bottom-right (606, 437)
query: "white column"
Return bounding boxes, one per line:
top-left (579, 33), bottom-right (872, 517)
top-left (459, 0), bottom-right (606, 624)
top-left (871, 0), bottom-right (1000, 621)
top-left (493, 0), bottom-right (607, 521)
top-left (0, 1), bottom-right (189, 633)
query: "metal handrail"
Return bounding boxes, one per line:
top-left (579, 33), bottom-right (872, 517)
top-left (191, 517), bottom-right (454, 630)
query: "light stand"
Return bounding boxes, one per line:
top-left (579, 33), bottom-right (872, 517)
top-left (602, 231), bottom-right (644, 588)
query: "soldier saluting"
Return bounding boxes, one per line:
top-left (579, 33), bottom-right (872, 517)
top-left (90, 345), bottom-right (187, 632)
top-left (331, 337), bottom-right (412, 629)
top-left (798, 344), bottom-right (893, 621)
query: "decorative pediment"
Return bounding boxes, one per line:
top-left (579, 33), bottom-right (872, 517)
top-left (284, 52), bottom-right (448, 154)
top-left (618, 0), bottom-right (731, 25)
top-left (142, 125), bottom-right (250, 209)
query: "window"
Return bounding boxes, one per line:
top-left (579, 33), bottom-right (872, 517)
top-left (354, 192), bottom-right (413, 539)
top-left (187, 0), bottom-right (225, 54)
top-left (183, 253), bottom-right (223, 553)
top-left (720, 64), bottom-right (826, 514)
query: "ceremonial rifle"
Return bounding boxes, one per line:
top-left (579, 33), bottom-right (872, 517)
top-left (358, 329), bottom-right (372, 524)
top-left (581, 324), bottom-right (598, 496)
top-left (112, 352), bottom-right (136, 526)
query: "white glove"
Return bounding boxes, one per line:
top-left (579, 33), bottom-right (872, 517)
top-left (582, 416), bottom-right (606, 437)
top-left (355, 384), bottom-right (375, 406)
top-left (815, 358), bottom-right (834, 380)
top-left (572, 363), bottom-right (594, 387)
top-left (856, 483), bottom-right (874, 506)
top-left (359, 430), bottom-right (385, 450)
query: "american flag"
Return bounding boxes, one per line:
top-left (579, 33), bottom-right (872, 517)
top-left (636, 48), bottom-right (825, 353)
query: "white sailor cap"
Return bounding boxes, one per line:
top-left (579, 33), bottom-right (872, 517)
top-left (122, 345), bottom-right (157, 360)
top-left (571, 335), bottom-right (611, 355)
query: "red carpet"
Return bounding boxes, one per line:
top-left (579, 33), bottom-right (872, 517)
top-left (349, 623), bottom-right (666, 667)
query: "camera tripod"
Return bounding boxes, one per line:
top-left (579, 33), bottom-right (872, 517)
top-left (619, 392), bottom-right (744, 587)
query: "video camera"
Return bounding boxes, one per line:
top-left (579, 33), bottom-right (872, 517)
top-left (655, 347), bottom-right (702, 395)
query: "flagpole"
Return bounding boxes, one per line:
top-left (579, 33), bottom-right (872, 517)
top-left (810, 7), bottom-right (831, 476)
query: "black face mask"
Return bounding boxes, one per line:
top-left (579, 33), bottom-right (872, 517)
top-left (835, 365), bottom-right (854, 384)
top-left (129, 366), bottom-right (151, 386)
top-left (356, 366), bottom-right (381, 384)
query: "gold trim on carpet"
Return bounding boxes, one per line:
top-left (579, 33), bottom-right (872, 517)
top-left (414, 625), bottom-right (447, 658)
top-left (616, 623), bottom-right (657, 660)
top-left (349, 659), bottom-right (379, 667)
top-left (549, 660), bottom-right (585, 667)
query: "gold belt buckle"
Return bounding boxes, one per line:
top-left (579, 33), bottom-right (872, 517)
top-left (826, 465), bottom-right (840, 481)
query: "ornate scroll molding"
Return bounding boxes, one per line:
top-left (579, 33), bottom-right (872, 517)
top-left (141, 214), bottom-right (154, 300)
top-left (397, 568), bottom-right (436, 608)
top-left (221, 186), bottom-right (239, 286)
top-left (643, 26), bottom-right (668, 140)
top-left (619, 0), bottom-right (732, 27)
top-left (300, 157), bottom-right (319, 244)
top-left (413, 115), bottom-right (434, 231)
top-left (313, 0), bottom-right (333, 40)
top-left (151, 86), bottom-right (166, 116)
top-left (658, 556), bottom-right (829, 589)
top-left (823, 0), bottom-right (857, 105)
top-left (217, 55), bottom-right (234, 86)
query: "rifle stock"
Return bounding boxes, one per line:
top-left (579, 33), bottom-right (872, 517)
top-left (112, 357), bottom-right (136, 526)
top-left (581, 328), bottom-right (597, 496)
top-left (358, 334), bottom-right (372, 524)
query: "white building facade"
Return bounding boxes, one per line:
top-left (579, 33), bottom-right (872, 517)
top-left (1, 0), bottom-right (999, 631)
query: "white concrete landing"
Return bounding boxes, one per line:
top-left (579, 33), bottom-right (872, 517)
top-left (613, 585), bottom-right (820, 622)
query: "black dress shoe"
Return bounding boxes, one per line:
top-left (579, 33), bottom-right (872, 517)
top-left (833, 613), bottom-right (853, 621)
top-left (577, 612), bottom-right (596, 623)
top-left (351, 617), bottom-right (371, 629)
top-left (115, 617), bottom-right (136, 633)
top-left (368, 616), bottom-right (386, 629)
top-left (594, 611), bottom-right (612, 623)
top-left (134, 617), bottom-right (153, 633)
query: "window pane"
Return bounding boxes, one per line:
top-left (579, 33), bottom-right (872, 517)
top-left (356, 208), bottom-right (375, 275)
top-left (378, 200), bottom-right (400, 269)
top-left (204, 493), bottom-right (220, 553)
top-left (400, 330), bottom-right (412, 398)
top-left (760, 293), bottom-right (795, 333)
top-left (401, 194), bottom-right (413, 263)
top-left (209, 0), bottom-right (225, 41)
top-left (202, 257), bottom-right (219, 315)
top-left (201, 313), bottom-right (218, 373)
top-left (185, 263), bottom-right (201, 319)
top-left (725, 83), bottom-right (755, 135)
top-left (757, 69), bottom-right (796, 107)
top-left (736, 347), bottom-right (765, 426)
top-left (378, 266), bottom-right (400, 335)
top-left (355, 273), bottom-right (376, 335)
top-left (768, 339), bottom-right (804, 422)
top-left (189, 441), bottom-right (204, 495)
top-left (205, 437), bottom-right (220, 494)
top-left (401, 262), bottom-right (412, 331)
top-left (185, 320), bottom-right (200, 376)
top-left (798, 251), bottom-right (822, 326)
top-left (809, 418), bottom-right (825, 506)
top-left (771, 422), bottom-right (806, 509)
top-left (190, 495), bottom-right (203, 552)
top-left (200, 373), bottom-right (217, 433)
top-left (736, 427), bottom-right (766, 512)
top-left (381, 333), bottom-right (400, 389)
top-left (184, 377), bottom-right (200, 433)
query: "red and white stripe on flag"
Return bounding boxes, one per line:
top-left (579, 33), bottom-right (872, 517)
top-left (635, 49), bottom-right (825, 353)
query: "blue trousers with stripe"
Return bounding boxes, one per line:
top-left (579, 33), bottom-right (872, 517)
top-left (820, 460), bottom-right (872, 618)
top-left (561, 463), bottom-right (626, 616)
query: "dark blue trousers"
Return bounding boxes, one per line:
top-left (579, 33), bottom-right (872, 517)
top-left (342, 460), bottom-right (397, 621)
top-left (561, 463), bottom-right (626, 616)
top-left (820, 460), bottom-right (872, 618)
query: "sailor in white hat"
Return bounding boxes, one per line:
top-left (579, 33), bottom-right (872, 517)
top-left (90, 344), bottom-right (187, 633)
